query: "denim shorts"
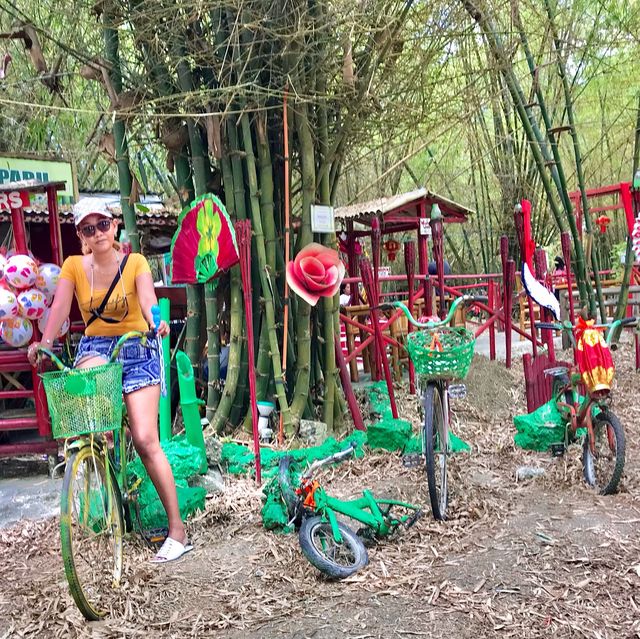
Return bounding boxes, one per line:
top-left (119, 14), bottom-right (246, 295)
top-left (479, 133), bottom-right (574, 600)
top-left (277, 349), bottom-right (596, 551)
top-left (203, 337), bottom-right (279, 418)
top-left (74, 336), bottom-right (161, 395)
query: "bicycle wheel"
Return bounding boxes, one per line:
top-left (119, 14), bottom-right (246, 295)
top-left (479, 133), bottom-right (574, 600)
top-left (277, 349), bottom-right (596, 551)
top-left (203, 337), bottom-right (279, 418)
top-left (299, 516), bottom-right (368, 579)
top-left (582, 409), bottom-right (625, 495)
top-left (422, 382), bottom-right (448, 520)
top-left (60, 445), bottom-right (124, 620)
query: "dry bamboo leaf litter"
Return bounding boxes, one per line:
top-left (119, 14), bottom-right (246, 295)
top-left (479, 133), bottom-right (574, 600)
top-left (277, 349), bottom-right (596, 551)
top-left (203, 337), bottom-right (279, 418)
top-left (1, 349), bottom-right (639, 638)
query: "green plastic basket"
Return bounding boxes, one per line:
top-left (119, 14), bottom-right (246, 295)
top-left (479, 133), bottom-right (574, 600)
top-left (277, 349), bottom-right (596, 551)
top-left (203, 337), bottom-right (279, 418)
top-left (40, 362), bottom-right (124, 439)
top-left (405, 327), bottom-right (476, 380)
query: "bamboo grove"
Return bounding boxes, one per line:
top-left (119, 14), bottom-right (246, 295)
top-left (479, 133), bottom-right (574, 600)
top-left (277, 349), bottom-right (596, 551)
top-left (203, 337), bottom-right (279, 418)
top-left (1, 0), bottom-right (640, 434)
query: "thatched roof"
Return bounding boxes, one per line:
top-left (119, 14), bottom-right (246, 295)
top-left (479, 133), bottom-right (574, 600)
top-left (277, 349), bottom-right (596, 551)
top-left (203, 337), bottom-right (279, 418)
top-left (334, 187), bottom-right (472, 226)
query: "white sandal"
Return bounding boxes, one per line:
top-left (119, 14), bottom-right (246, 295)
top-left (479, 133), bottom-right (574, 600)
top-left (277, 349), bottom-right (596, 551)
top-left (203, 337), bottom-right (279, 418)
top-left (150, 537), bottom-right (193, 563)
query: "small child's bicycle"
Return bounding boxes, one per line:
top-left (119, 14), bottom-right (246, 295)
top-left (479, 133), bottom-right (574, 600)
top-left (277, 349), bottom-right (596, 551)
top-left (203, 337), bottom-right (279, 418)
top-left (38, 311), bottom-right (162, 620)
top-left (535, 316), bottom-right (637, 494)
top-left (381, 295), bottom-right (483, 520)
top-left (278, 444), bottom-right (422, 579)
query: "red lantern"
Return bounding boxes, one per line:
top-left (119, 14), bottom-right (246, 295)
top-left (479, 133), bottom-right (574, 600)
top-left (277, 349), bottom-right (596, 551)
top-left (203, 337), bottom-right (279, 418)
top-left (383, 239), bottom-right (400, 261)
top-left (595, 215), bottom-right (610, 234)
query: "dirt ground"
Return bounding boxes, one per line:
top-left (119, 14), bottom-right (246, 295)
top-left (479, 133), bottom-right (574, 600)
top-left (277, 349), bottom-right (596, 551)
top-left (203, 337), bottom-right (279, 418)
top-left (2, 343), bottom-right (640, 639)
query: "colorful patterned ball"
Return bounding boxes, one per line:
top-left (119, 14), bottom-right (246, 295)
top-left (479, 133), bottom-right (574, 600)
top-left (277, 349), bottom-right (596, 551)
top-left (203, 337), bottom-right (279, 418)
top-left (1, 317), bottom-right (33, 347)
top-left (0, 254), bottom-right (6, 281)
top-left (4, 254), bottom-right (38, 290)
top-left (0, 287), bottom-right (18, 320)
top-left (17, 288), bottom-right (48, 320)
top-left (35, 263), bottom-right (61, 298)
top-left (37, 307), bottom-right (70, 338)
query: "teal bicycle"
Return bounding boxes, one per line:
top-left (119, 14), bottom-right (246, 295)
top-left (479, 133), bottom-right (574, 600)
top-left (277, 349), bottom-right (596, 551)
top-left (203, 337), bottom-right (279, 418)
top-left (381, 295), bottom-right (482, 520)
top-left (278, 444), bottom-right (422, 579)
top-left (38, 311), bottom-right (161, 620)
top-left (535, 315), bottom-right (637, 494)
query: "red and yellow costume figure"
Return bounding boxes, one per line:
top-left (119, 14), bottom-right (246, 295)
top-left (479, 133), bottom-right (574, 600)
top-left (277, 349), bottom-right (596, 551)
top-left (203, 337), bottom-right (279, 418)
top-left (574, 316), bottom-right (614, 393)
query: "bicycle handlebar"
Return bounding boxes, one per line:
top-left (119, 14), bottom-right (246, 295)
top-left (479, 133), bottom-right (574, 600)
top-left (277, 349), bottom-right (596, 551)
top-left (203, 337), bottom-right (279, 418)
top-left (534, 316), bottom-right (638, 347)
top-left (385, 295), bottom-right (486, 329)
top-left (38, 328), bottom-right (158, 372)
top-left (38, 304), bottom-right (162, 371)
top-left (302, 442), bottom-right (357, 479)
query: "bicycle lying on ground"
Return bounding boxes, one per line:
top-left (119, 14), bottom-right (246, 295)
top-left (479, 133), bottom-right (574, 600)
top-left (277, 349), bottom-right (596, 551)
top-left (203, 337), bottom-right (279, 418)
top-left (381, 295), bottom-right (483, 520)
top-left (38, 311), bottom-right (162, 620)
top-left (278, 444), bottom-right (422, 579)
top-left (535, 316), bottom-right (637, 495)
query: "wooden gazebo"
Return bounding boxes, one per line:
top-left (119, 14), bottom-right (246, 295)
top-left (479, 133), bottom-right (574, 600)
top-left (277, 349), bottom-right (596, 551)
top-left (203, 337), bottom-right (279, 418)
top-left (335, 187), bottom-right (473, 309)
top-left (335, 187), bottom-right (473, 394)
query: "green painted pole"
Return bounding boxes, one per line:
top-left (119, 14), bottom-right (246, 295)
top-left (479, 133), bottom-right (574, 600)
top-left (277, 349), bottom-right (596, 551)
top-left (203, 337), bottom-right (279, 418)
top-left (175, 350), bottom-right (208, 472)
top-left (159, 297), bottom-right (172, 441)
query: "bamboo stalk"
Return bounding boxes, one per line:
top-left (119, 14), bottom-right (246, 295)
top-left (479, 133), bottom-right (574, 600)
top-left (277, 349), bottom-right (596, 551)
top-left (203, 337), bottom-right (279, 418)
top-left (541, 0), bottom-right (605, 320)
top-left (102, 12), bottom-right (139, 252)
top-left (240, 113), bottom-right (292, 433)
top-left (613, 95), bottom-right (640, 327)
top-left (212, 265), bottom-right (242, 434)
top-left (204, 280), bottom-right (220, 417)
top-left (289, 104), bottom-right (315, 423)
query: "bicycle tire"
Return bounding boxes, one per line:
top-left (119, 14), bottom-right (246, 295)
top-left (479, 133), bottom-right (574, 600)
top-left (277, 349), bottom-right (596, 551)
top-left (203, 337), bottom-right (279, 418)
top-left (60, 445), bottom-right (124, 620)
top-left (582, 409), bottom-right (625, 495)
top-left (423, 383), bottom-right (448, 520)
top-left (298, 515), bottom-right (368, 579)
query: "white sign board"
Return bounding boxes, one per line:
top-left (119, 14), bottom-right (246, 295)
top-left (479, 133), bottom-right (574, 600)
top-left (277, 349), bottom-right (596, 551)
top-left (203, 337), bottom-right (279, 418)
top-left (419, 218), bottom-right (432, 237)
top-left (311, 204), bottom-right (335, 233)
top-left (378, 266), bottom-right (391, 278)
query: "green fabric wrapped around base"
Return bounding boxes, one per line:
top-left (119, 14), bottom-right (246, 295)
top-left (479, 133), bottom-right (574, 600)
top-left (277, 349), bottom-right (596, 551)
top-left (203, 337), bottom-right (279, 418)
top-left (222, 430), bottom-right (367, 478)
top-left (128, 436), bottom-right (208, 529)
top-left (513, 399), bottom-right (588, 451)
top-left (366, 418), bottom-right (413, 451)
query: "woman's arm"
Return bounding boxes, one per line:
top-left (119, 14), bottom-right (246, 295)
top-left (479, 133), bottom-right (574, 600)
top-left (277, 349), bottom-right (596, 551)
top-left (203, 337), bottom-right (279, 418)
top-left (27, 278), bottom-right (75, 364)
top-left (136, 272), bottom-right (169, 337)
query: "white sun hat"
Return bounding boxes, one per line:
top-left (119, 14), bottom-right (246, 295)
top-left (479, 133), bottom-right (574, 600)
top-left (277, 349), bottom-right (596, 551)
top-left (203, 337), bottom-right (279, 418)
top-left (72, 197), bottom-right (116, 226)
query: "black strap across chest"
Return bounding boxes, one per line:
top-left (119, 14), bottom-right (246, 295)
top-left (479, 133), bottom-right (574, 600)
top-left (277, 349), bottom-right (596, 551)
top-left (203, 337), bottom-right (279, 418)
top-left (86, 253), bottom-right (130, 327)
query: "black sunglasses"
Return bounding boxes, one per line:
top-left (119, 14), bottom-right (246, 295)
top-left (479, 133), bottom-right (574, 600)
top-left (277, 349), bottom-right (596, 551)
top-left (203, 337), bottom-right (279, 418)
top-left (79, 219), bottom-right (112, 238)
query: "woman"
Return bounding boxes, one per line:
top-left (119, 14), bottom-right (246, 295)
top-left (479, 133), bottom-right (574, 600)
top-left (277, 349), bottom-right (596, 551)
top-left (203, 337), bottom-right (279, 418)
top-left (28, 203), bottom-right (191, 563)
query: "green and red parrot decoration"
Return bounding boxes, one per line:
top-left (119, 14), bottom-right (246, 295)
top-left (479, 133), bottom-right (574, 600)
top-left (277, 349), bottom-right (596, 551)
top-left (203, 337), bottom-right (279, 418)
top-left (170, 194), bottom-right (239, 284)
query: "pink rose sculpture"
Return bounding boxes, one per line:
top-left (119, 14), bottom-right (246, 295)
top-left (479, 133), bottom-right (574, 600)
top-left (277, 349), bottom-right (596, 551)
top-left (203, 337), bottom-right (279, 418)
top-left (286, 243), bottom-right (345, 307)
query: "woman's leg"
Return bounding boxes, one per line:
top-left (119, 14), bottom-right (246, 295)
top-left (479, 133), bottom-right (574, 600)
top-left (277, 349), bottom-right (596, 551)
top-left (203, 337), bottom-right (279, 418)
top-left (125, 384), bottom-right (186, 544)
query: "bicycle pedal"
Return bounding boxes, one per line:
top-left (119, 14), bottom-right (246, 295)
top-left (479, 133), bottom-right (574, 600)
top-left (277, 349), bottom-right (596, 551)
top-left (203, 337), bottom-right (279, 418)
top-left (550, 443), bottom-right (566, 457)
top-left (448, 384), bottom-right (467, 400)
top-left (402, 454), bottom-right (423, 468)
top-left (144, 527), bottom-right (169, 546)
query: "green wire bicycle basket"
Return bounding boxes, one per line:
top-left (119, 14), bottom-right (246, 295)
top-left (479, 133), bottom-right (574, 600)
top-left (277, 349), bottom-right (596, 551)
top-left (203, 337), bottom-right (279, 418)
top-left (406, 327), bottom-right (476, 380)
top-left (40, 362), bottom-right (124, 439)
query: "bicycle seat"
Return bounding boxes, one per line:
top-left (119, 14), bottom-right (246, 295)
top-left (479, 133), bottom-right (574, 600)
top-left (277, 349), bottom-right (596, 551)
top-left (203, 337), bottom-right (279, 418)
top-left (543, 366), bottom-right (570, 377)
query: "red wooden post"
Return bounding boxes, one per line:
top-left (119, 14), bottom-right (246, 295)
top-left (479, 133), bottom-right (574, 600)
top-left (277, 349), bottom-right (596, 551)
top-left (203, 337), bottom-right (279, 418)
top-left (488, 279), bottom-right (496, 361)
top-left (514, 202), bottom-right (538, 357)
top-left (10, 202), bottom-right (28, 253)
top-left (430, 205), bottom-right (446, 319)
top-left (500, 236), bottom-right (509, 333)
top-left (371, 216), bottom-right (381, 300)
top-left (370, 217), bottom-right (383, 379)
top-left (417, 201), bottom-right (431, 315)
top-left (404, 240), bottom-right (416, 394)
top-left (360, 257), bottom-right (398, 419)
top-left (236, 220), bottom-right (262, 485)
top-left (334, 339), bottom-right (365, 431)
top-left (346, 220), bottom-right (359, 305)
top-left (535, 248), bottom-right (555, 361)
top-left (47, 186), bottom-right (63, 265)
top-left (560, 232), bottom-right (576, 325)
top-left (504, 260), bottom-right (515, 369)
